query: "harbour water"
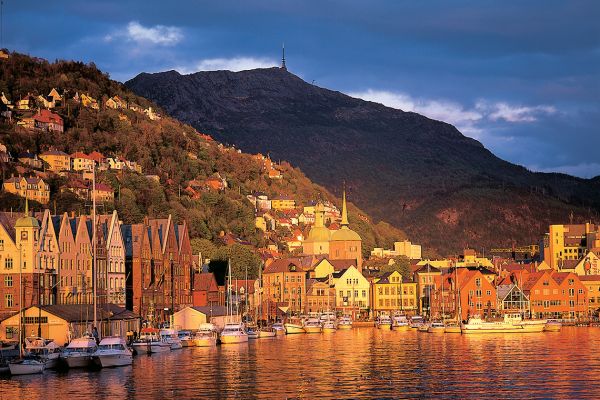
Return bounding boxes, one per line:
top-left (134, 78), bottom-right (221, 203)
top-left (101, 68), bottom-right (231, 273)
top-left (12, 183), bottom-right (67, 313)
top-left (1, 327), bottom-right (599, 399)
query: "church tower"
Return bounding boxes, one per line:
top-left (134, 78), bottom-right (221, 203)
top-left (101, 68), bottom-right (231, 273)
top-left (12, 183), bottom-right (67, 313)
top-left (302, 202), bottom-right (330, 256)
top-left (329, 189), bottom-right (363, 269)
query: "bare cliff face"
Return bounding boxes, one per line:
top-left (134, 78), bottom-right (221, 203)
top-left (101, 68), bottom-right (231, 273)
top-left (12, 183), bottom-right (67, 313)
top-left (126, 68), bottom-right (600, 255)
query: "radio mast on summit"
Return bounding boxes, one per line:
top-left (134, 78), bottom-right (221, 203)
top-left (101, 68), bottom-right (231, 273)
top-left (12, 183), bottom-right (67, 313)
top-left (281, 43), bottom-right (287, 71)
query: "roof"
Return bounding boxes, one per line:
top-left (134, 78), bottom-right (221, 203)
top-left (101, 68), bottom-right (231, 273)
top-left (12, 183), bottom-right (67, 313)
top-left (329, 259), bottom-right (357, 271)
top-left (71, 152), bottom-right (93, 160)
top-left (34, 109), bottom-right (63, 125)
top-left (41, 149), bottom-right (69, 157)
top-left (264, 258), bottom-right (307, 274)
top-left (231, 279), bottom-right (256, 294)
top-left (190, 305), bottom-right (228, 317)
top-left (0, 212), bottom-right (18, 241)
top-left (195, 273), bottom-right (218, 291)
top-left (578, 275), bottom-right (600, 282)
top-left (330, 226), bottom-right (361, 242)
top-left (95, 183), bottom-right (113, 192)
top-left (36, 304), bottom-right (139, 322)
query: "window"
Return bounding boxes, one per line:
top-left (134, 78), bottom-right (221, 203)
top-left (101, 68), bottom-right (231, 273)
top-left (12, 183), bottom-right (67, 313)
top-left (4, 276), bottom-right (12, 287)
top-left (0, 239), bottom-right (3, 250)
top-left (362, 290), bottom-right (367, 298)
top-left (5, 294), bottom-right (13, 307)
top-left (475, 278), bottom-right (481, 287)
top-left (578, 289), bottom-right (584, 294)
top-left (5, 258), bottom-right (13, 270)
top-left (486, 290), bottom-right (491, 296)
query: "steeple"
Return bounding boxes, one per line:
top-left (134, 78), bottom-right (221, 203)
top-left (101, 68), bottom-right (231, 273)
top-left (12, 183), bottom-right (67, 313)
top-left (341, 188), bottom-right (349, 227)
top-left (281, 43), bottom-right (287, 71)
top-left (24, 196), bottom-right (29, 216)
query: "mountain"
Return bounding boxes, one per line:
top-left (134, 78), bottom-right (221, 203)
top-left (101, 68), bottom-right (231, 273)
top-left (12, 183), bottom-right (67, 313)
top-left (126, 67), bottom-right (600, 255)
top-left (0, 52), bottom-right (406, 266)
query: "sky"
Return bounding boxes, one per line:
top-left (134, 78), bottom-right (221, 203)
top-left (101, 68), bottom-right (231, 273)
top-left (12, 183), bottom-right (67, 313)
top-left (5, 1), bottom-right (600, 178)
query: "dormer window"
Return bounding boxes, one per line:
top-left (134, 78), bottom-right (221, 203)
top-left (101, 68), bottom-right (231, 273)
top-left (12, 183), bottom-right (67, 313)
top-left (289, 264), bottom-right (297, 272)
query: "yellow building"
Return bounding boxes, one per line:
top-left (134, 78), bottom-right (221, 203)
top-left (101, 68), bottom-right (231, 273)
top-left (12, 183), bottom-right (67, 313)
top-left (305, 278), bottom-right (336, 314)
top-left (546, 224), bottom-right (596, 269)
top-left (262, 258), bottom-right (307, 315)
top-left (302, 202), bottom-right (330, 256)
top-left (40, 150), bottom-right (71, 172)
top-left (271, 196), bottom-right (296, 210)
top-left (580, 275), bottom-right (600, 316)
top-left (371, 271), bottom-right (418, 316)
top-left (333, 266), bottom-right (369, 318)
top-left (80, 93), bottom-right (99, 110)
top-left (255, 216), bottom-right (267, 232)
top-left (70, 152), bottom-right (95, 171)
top-left (2, 176), bottom-right (50, 204)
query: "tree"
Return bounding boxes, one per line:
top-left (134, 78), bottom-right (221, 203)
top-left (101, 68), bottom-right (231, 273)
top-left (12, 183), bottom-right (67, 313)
top-left (190, 238), bottom-right (217, 260)
top-left (211, 243), bottom-right (261, 279)
top-left (380, 255), bottom-right (412, 278)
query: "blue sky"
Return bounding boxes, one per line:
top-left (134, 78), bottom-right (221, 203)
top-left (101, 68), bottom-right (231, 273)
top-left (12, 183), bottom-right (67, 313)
top-left (5, 1), bottom-right (600, 178)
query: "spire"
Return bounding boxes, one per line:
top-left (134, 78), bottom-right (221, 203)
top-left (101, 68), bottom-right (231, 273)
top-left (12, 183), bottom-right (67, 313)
top-left (281, 43), bottom-right (287, 71)
top-left (341, 187), bottom-right (349, 227)
top-left (24, 196), bottom-right (29, 216)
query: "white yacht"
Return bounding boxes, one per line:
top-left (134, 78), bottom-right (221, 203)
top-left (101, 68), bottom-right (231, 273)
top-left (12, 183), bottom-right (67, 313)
top-left (337, 315), bottom-right (353, 330)
top-left (322, 320), bottom-right (337, 333)
top-left (272, 322), bottom-right (286, 335)
top-left (246, 325), bottom-right (259, 340)
top-left (376, 314), bottom-right (392, 330)
top-left (62, 335), bottom-right (98, 368)
top-left (320, 312), bottom-right (336, 323)
top-left (220, 322), bottom-right (249, 344)
top-left (257, 326), bottom-right (277, 338)
top-left (160, 328), bottom-right (183, 350)
top-left (391, 314), bottom-right (410, 331)
top-left (428, 321), bottom-right (446, 333)
top-left (8, 357), bottom-right (45, 375)
top-left (194, 323), bottom-right (218, 346)
top-left (91, 336), bottom-right (132, 368)
top-left (132, 328), bottom-right (170, 354)
top-left (303, 318), bottom-right (322, 334)
top-left (409, 315), bottom-right (425, 329)
top-left (24, 337), bottom-right (61, 369)
top-left (284, 321), bottom-right (305, 334)
top-left (462, 314), bottom-right (547, 334)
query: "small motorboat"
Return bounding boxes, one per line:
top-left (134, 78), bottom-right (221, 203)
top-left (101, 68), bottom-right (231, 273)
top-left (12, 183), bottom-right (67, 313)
top-left (391, 314), bottom-right (410, 331)
top-left (160, 328), bottom-right (183, 350)
top-left (132, 328), bottom-right (170, 354)
top-left (62, 335), bottom-right (98, 368)
top-left (409, 315), bottom-right (425, 329)
top-left (376, 314), bottom-right (392, 330)
top-left (24, 337), bottom-right (61, 369)
top-left (193, 324), bottom-right (217, 347)
top-left (428, 321), bottom-right (446, 333)
top-left (303, 318), bottom-right (322, 334)
top-left (337, 315), bottom-right (353, 330)
top-left (257, 327), bottom-right (277, 338)
top-left (322, 320), bottom-right (337, 333)
top-left (444, 321), bottom-right (462, 333)
top-left (9, 357), bottom-right (45, 375)
top-left (178, 330), bottom-right (195, 347)
top-left (284, 321), bottom-right (305, 335)
top-left (220, 322), bottom-right (249, 344)
top-left (91, 336), bottom-right (132, 368)
top-left (246, 325), bottom-right (259, 340)
top-left (272, 322), bottom-right (286, 335)
top-left (544, 320), bottom-right (562, 332)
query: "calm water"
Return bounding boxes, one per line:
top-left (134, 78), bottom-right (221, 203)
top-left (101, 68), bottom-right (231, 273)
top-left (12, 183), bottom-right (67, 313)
top-left (1, 327), bottom-right (599, 399)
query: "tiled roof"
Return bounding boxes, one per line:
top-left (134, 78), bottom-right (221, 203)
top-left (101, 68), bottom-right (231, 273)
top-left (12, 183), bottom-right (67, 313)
top-left (264, 258), bottom-right (307, 274)
top-left (190, 305), bottom-right (228, 317)
top-left (38, 304), bottom-right (139, 322)
top-left (578, 275), bottom-right (600, 282)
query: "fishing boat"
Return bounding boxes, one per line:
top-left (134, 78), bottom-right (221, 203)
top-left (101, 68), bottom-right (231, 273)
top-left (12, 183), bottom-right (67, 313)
top-left (544, 320), bottom-right (562, 332)
top-left (160, 328), bottom-right (182, 350)
top-left (193, 323), bottom-right (217, 347)
top-left (337, 315), bottom-right (353, 330)
top-left (444, 321), bottom-right (462, 333)
top-left (24, 337), bottom-right (61, 369)
top-left (428, 321), bottom-right (446, 333)
top-left (91, 336), bottom-right (132, 368)
top-left (272, 322), bottom-right (286, 335)
top-left (409, 315), bottom-right (424, 329)
top-left (220, 323), bottom-right (249, 344)
top-left (178, 330), bottom-right (195, 347)
top-left (391, 314), bottom-right (410, 331)
top-left (322, 320), bottom-right (337, 333)
top-left (62, 335), bottom-right (98, 368)
top-left (132, 327), bottom-right (170, 354)
top-left (303, 318), bottom-right (322, 334)
top-left (376, 314), bottom-right (392, 330)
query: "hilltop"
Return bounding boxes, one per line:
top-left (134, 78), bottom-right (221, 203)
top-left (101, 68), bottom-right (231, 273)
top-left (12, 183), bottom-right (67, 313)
top-left (125, 67), bottom-right (600, 255)
top-left (0, 51), bottom-right (407, 263)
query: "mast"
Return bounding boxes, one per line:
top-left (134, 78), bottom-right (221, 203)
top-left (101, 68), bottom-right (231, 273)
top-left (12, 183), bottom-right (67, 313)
top-left (92, 165), bottom-right (97, 329)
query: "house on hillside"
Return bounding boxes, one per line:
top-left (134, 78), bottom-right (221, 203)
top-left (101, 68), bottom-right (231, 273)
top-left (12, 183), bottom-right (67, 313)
top-left (40, 149), bottom-right (70, 172)
top-left (2, 175), bottom-right (50, 204)
top-left (34, 109), bottom-right (64, 132)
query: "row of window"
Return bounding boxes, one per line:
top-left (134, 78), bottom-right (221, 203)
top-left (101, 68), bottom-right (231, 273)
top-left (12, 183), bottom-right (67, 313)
top-left (378, 287), bottom-right (415, 296)
top-left (377, 298), bottom-right (415, 307)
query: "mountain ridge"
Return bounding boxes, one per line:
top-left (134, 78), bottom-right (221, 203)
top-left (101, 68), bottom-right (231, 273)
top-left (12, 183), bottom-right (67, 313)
top-left (125, 67), bottom-right (600, 255)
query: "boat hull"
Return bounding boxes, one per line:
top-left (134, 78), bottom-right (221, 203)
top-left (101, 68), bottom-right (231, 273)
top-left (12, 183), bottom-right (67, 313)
top-left (444, 326), bottom-right (462, 334)
top-left (284, 324), bottom-right (305, 334)
top-left (544, 323), bottom-right (562, 332)
top-left (377, 324), bottom-right (392, 330)
top-left (428, 327), bottom-right (446, 333)
top-left (65, 355), bottom-right (91, 368)
top-left (303, 326), bottom-right (322, 334)
top-left (94, 354), bottom-right (132, 368)
top-left (181, 339), bottom-right (195, 347)
top-left (461, 326), bottom-right (527, 334)
top-left (220, 334), bottom-right (249, 344)
top-left (257, 330), bottom-right (276, 338)
top-left (322, 327), bottom-right (336, 333)
top-left (337, 324), bottom-right (352, 330)
top-left (9, 360), bottom-right (44, 375)
top-left (194, 337), bottom-right (216, 347)
top-left (391, 324), bottom-right (410, 332)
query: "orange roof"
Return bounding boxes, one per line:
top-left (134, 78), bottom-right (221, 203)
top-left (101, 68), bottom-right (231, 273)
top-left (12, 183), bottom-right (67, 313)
top-left (71, 152), bottom-right (93, 160)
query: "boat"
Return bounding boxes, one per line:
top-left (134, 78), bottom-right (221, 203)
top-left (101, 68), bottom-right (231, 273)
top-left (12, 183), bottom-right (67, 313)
top-left (322, 320), bottom-right (337, 333)
top-left (444, 321), bottom-right (462, 333)
top-left (178, 330), bottom-right (195, 347)
top-left (303, 318), bottom-right (322, 334)
top-left (132, 327), bottom-right (170, 354)
top-left (220, 322), bottom-right (249, 344)
top-left (272, 322), bottom-right (286, 335)
top-left (461, 314), bottom-right (547, 334)
top-left (391, 314), bottom-right (410, 331)
top-left (8, 357), bottom-right (45, 375)
top-left (320, 312), bottom-right (336, 324)
top-left (91, 336), bottom-right (132, 368)
top-left (246, 325), bottom-right (259, 340)
top-left (337, 315), bottom-right (353, 330)
top-left (24, 337), bottom-right (61, 369)
top-left (428, 321), bottom-right (446, 333)
top-left (284, 318), bottom-right (306, 334)
top-left (376, 314), bottom-right (392, 330)
top-left (257, 327), bottom-right (277, 338)
top-left (417, 323), bottom-right (430, 332)
top-left (508, 314), bottom-right (547, 332)
top-left (160, 328), bottom-right (183, 350)
top-left (544, 320), bottom-right (562, 332)
top-left (62, 335), bottom-right (98, 368)
top-left (193, 323), bottom-right (217, 347)
top-left (409, 315), bottom-right (425, 329)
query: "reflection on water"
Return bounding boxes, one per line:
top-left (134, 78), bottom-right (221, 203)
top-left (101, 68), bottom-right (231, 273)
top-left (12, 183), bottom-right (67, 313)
top-left (1, 327), bottom-right (599, 399)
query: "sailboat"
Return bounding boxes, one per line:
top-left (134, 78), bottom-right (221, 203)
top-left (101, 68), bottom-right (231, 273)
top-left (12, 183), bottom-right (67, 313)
top-left (257, 265), bottom-right (276, 338)
top-left (9, 200), bottom-right (45, 375)
top-left (220, 259), bottom-right (249, 344)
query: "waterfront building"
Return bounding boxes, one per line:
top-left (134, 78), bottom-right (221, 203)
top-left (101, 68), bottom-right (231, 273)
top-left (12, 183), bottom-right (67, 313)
top-left (414, 263), bottom-right (442, 316)
top-left (173, 305), bottom-right (228, 331)
top-left (311, 257), bottom-right (357, 279)
top-left (72, 215), bottom-right (93, 304)
top-left (544, 223), bottom-right (597, 270)
top-left (579, 275), bottom-right (600, 317)
top-left (371, 271), bottom-right (418, 317)
top-left (305, 277), bottom-right (335, 314)
top-left (262, 258), bottom-right (307, 315)
top-left (192, 272), bottom-right (221, 307)
top-left (550, 272), bottom-right (588, 319)
top-left (333, 266), bottom-right (370, 319)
